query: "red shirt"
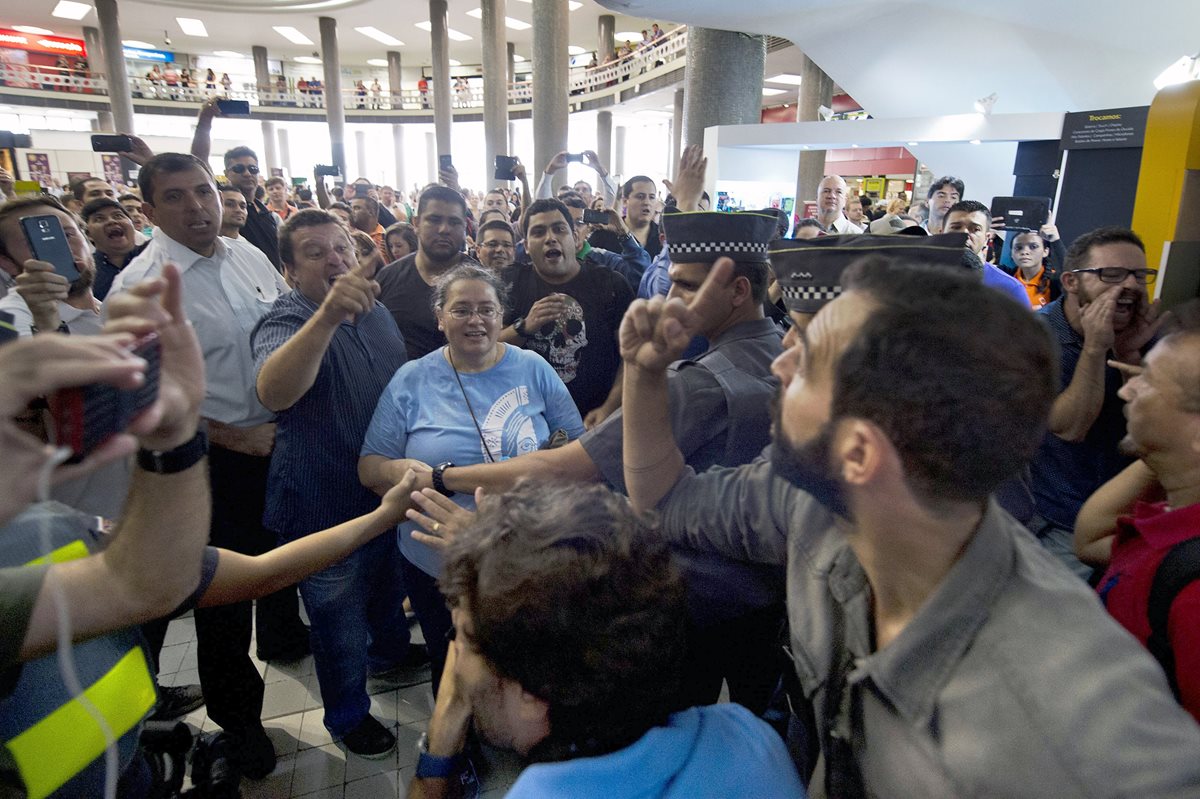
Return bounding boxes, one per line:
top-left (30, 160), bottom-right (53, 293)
top-left (1098, 501), bottom-right (1200, 722)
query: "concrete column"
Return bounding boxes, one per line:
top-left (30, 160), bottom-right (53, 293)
top-left (671, 88), bottom-right (684, 170)
top-left (82, 26), bottom-right (103, 72)
top-left (96, 110), bottom-right (115, 132)
top-left (598, 14), bottom-right (615, 64)
top-left (481, 0), bottom-right (508, 184)
top-left (278, 127), bottom-right (292, 176)
top-left (392, 124), bottom-right (406, 194)
top-left (94, 0), bottom-right (134, 134)
top-left (387, 51), bottom-right (403, 109)
top-left (425, 130), bottom-right (437, 184)
top-left (354, 130), bottom-right (368, 179)
top-left (532, 0), bottom-right (569, 190)
top-left (596, 110), bottom-right (612, 172)
top-left (261, 120), bottom-right (280, 173)
top-left (251, 45), bottom-right (271, 94)
top-left (318, 17), bottom-right (348, 179)
top-left (614, 125), bottom-right (626, 178)
top-left (507, 42), bottom-right (516, 86)
top-left (429, 0), bottom-right (453, 158)
top-left (682, 27), bottom-right (765, 148)
top-left (795, 52), bottom-right (834, 216)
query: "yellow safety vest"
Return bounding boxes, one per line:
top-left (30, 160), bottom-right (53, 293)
top-left (2, 525), bottom-right (157, 798)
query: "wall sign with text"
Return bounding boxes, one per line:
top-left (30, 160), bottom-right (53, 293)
top-left (1061, 107), bottom-right (1149, 150)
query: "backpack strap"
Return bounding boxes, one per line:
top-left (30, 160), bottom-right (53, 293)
top-left (1146, 537), bottom-right (1200, 700)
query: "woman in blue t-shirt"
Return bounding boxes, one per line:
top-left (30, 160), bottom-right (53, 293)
top-left (359, 265), bottom-right (584, 692)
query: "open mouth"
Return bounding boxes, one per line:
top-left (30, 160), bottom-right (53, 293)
top-left (106, 228), bottom-right (126, 240)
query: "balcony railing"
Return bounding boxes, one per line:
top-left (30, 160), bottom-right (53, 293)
top-left (0, 25), bottom-right (686, 114)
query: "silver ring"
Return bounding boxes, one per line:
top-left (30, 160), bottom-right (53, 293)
top-left (432, 522), bottom-right (441, 534)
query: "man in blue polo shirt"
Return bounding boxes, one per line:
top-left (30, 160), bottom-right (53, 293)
top-left (251, 208), bottom-right (413, 758)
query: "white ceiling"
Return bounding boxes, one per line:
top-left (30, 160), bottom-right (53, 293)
top-left (596, 0), bottom-right (1200, 118)
top-left (3, 0), bottom-right (658, 68)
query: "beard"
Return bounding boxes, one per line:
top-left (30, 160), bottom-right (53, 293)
top-left (68, 268), bottom-right (95, 298)
top-left (769, 395), bottom-right (850, 518)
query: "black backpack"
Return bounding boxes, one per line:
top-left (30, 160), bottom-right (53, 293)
top-left (1146, 537), bottom-right (1200, 699)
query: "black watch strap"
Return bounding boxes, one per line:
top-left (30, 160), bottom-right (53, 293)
top-left (137, 430), bottom-right (208, 474)
top-left (512, 316), bottom-right (527, 338)
top-left (432, 461), bottom-right (455, 497)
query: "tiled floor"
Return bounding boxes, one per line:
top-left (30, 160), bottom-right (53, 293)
top-left (158, 609), bottom-right (517, 798)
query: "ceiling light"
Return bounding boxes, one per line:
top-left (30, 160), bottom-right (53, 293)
top-left (355, 26), bottom-right (403, 46)
top-left (1154, 54), bottom-right (1200, 89)
top-left (415, 21), bottom-right (472, 41)
top-left (504, 17), bottom-right (531, 30)
top-left (851, 143), bottom-right (859, 148)
top-left (969, 139), bottom-right (982, 145)
top-left (615, 31), bottom-right (641, 41)
top-left (512, 54), bottom-right (526, 62)
top-left (13, 26), bottom-right (54, 35)
top-left (213, 50), bottom-right (246, 58)
top-left (294, 55), bottom-right (322, 64)
top-left (509, 0), bottom-right (580, 6)
top-left (274, 26), bottom-right (314, 45)
top-left (449, 59), bottom-right (462, 66)
top-left (467, 8), bottom-right (482, 17)
top-left (177, 17), bottom-right (208, 37)
top-left (567, 45), bottom-right (587, 56)
top-left (973, 92), bottom-right (997, 115)
top-left (367, 58), bottom-right (388, 67)
top-left (906, 141), bottom-right (919, 146)
top-left (122, 40), bottom-right (157, 49)
top-left (761, 88), bottom-right (786, 96)
top-left (765, 73), bottom-right (804, 86)
top-left (52, 1), bottom-right (92, 20)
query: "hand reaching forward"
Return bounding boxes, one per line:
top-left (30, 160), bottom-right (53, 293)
top-left (620, 256), bottom-right (734, 372)
top-left (407, 487), bottom-right (483, 552)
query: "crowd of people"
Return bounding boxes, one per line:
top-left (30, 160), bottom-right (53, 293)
top-left (1, 100), bottom-right (1199, 799)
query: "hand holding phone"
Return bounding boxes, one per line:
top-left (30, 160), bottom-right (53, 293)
top-left (91, 134), bottom-right (133, 153)
top-left (439, 154), bottom-right (454, 171)
top-left (20, 214), bottom-right (80, 281)
top-left (582, 208), bottom-right (608, 225)
top-left (566, 153), bottom-right (584, 163)
top-left (216, 99), bottom-right (251, 117)
top-left (494, 155), bottom-right (517, 181)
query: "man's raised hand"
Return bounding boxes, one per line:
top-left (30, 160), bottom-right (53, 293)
top-left (620, 256), bottom-right (734, 372)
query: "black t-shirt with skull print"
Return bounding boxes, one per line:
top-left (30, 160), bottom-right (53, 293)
top-left (502, 261), bottom-right (634, 416)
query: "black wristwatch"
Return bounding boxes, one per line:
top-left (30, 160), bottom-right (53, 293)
top-left (137, 430), bottom-right (208, 474)
top-left (512, 316), bottom-right (528, 338)
top-left (432, 461), bottom-right (455, 497)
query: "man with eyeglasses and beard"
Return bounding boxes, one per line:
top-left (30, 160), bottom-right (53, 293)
top-left (1026, 227), bottom-right (1165, 579)
top-left (618, 254), bottom-right (1200, 798)
top-left (224, 146), bottom-right (281, 270)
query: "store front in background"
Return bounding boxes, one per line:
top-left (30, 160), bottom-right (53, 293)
top-left (0, 29), bottom-right (87, 89)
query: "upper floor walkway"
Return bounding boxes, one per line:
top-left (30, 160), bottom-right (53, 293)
top-left (0, 25), bottom-right (688, 125)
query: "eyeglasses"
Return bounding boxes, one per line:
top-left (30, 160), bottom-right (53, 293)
top-left (1070, 267), bottom-right (1158, 284)
top-left (479, 241), bottom-right (513, 250)
top-left (445, 306), bottom-right (501, 320)
top-left (228, 164), bottom-right (260, 175)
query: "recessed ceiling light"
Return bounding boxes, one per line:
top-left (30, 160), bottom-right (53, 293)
top-left (761, 88), bottom-right (787, 96)
top-left (906, 141), bottom-right (919, 146)
top-left (448, 59), bottom-right (462, 66)
top-left (513, 54), bottom-right (526, 62)
top-left (464, 8), bottom-right (530, 28)
top-left (615, 31), bottom-right (641, 41)
top-left (177, 17), bottom-right (208, 37)
top-left (52, 1), bottom-right (92, 20)
top-left (294, 55), bottom-right (322, 64)
top-left (850, 143), bottom-right (859, 148)
top-left (509, 0), bottom-right (580, 6)
top-left (466, 8), bottom-right (482, 17)
top-left (969, 139), bottom-right (982, 145)
top-left (274, 26), bottom-right (314, 45)
top-left (367, 58), bottom-right (388, 67)
top-left (765, 73), bottom-right (804, 86)
top-left (213, 50), bottom-right (246, 58)
top-left (355, 26), bottom-right (404, 46)
top-left (13, 25), bottom-right (54, 35)
top-left (122, 40), bottom-right (157, 49)
top-left (567, 45), bottom-right (587, 56)
top-left (415, 21), bottom-right (472, 41)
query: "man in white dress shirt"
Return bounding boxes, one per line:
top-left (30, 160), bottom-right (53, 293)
top-left (814, 175), bottom-right (864, 235)
top-left (109, 152), bottom-right (298, 779)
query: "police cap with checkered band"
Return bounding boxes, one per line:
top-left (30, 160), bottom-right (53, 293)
top-left (662, 208), bottom-right (778, 264)
top-left (772, 232), bottom-right (969, 314)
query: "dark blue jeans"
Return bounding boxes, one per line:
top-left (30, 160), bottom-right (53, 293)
top-left (297, 533), bottom-right (410, 737)
top-left (401, 555), bottom-right (452, 697)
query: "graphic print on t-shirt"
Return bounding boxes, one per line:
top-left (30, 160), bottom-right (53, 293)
top-left (525, 295), bottom-right (587, 384)
top-left (480, 385), bottom-right (540, 459)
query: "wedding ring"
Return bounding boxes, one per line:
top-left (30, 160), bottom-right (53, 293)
top-left (432, 522), bottom-right (441, 534)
